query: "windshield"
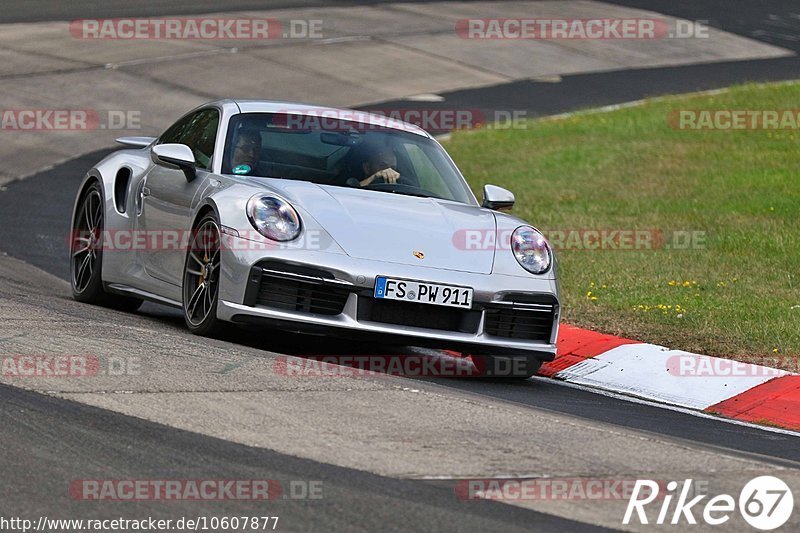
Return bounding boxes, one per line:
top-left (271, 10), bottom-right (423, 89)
top-left (221, 112), bottom-right (476, 205)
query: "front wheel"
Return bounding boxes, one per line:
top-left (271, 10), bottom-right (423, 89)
top-left (182, 213), bottom-right (225, 336)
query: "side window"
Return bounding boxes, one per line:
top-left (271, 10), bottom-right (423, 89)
top-left (158, 109), bottom-right (220, 170)
top-left (182, 110), bottom-right (219, 170)
top-left (159, 113), bottom-right (193, 145)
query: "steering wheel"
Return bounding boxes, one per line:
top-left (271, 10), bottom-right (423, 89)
top-left (365, 177), bottom-right (438, 198)
top-left (369, 174), bottom-right (415, 186)
top-left (344, 174), bottom-right (414, 188)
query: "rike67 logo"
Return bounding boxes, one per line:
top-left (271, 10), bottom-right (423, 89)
top-left (624, 476), bottom-right (793, 530)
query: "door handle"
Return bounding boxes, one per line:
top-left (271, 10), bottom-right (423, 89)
top-left (141, 186), bottom-right (151, 197)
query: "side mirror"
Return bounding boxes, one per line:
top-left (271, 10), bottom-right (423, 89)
top-left (151, 143), bottom-right (196, 182)
top-left (481, 184), bottom-right (515, 211)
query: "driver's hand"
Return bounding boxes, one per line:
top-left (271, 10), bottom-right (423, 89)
top-left (361, 168), bottom-right (400, 186)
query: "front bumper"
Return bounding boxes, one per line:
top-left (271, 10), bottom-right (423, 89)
top-left (217, 240), bottom-right (560, 359)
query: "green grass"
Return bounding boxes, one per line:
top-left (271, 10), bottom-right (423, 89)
top-left (443, 81), bottom-right (800, 359)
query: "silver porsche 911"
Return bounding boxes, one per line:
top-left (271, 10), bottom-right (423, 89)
top-left (70, 100), bottom-right (559, 377)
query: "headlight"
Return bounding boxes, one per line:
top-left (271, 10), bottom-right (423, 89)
top-left (511, 226), bottom-right (551, 274)
top-left (246, 195), bottom-right (302, 242)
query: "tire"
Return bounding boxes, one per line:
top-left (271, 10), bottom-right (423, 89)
top-left (470, 354), bottom-right (542, 379)
top-left (182, 212), bottom-right (225, 336)
top-left (70, 181), bottom-right (143, 312)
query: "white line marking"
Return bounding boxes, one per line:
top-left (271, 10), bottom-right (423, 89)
top-left (555, 343), bottom-right (786, 410)
top-left (531, 376), bottom-right (800, 438)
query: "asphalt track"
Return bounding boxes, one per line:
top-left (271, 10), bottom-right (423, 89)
top-left (370, 0), bottom-right (800, 119)
top-left (6, 0), bottom-right (800, 55)
top-left (0, 383), bottom-right (607, 532)
top-left (0, 0), bottom-right (488, 24)
top-left (2, 1), bottom-right (800, 531)
top-left (607, 0), bottom-right (800, 53)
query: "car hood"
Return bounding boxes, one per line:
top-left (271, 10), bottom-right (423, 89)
top-left (254, 179), bottom-right (496, 274)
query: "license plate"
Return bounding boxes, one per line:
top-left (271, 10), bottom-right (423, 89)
top-left (374, 277), bottom-right (473, 309)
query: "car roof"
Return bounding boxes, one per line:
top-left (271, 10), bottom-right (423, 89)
top-left (214, 99), bottom-right (432, 138)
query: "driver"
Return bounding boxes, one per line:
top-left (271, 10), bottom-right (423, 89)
top-left (353, 142), bottom-right (400, 186)
top-left (229, 129), bottom-right (262, 175)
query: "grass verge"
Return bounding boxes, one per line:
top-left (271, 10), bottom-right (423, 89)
top-left (444, 81), bottom-right (800, 359)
